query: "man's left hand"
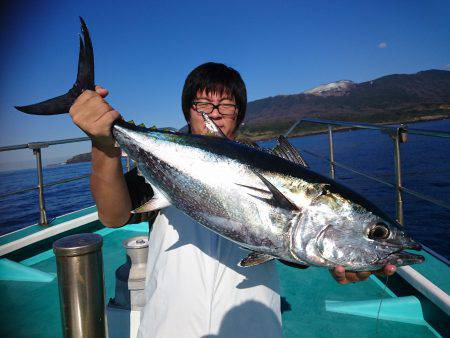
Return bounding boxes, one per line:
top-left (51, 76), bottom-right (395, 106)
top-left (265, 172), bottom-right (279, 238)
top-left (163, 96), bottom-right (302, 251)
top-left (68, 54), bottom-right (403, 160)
top-left (330, 265), bottom-right (396, 284)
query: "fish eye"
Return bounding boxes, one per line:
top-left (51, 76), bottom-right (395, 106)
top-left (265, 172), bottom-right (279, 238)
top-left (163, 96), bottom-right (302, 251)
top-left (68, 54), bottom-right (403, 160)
top-left (368, 222), bottom-right (390, 240)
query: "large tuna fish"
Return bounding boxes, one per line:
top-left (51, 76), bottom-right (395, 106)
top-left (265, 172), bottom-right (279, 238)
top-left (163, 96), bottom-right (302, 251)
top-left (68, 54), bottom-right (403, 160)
top-left (16, 18), bottom-right (424, 270)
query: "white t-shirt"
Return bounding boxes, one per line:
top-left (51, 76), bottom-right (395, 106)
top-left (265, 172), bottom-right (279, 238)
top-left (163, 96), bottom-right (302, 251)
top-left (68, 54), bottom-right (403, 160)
top-left (137, 206), bottom-right (282, 338)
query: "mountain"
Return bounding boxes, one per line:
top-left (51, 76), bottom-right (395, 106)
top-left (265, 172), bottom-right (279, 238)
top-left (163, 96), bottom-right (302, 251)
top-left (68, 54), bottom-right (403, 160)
top-left (240, 70), bottom-right (450, 140)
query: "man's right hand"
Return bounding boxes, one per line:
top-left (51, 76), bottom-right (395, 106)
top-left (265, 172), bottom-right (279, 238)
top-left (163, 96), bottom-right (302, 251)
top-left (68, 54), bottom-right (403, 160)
top-left (71, 85), bottom-right (132, 228)
top-left (69, 85), bottom-right (121, 153)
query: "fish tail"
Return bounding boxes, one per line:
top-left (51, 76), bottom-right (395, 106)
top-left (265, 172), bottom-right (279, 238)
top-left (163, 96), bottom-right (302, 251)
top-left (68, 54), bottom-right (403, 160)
top-left (15, 17), bottom-right (95, 115)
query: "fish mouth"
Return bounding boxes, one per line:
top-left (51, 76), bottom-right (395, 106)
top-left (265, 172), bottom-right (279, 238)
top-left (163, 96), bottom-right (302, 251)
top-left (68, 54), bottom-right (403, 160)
top-left (386, 250), bottom-right (425, 266)
top-left (383, 243), bottom-right (425, 267)
top-left (375, 235), bottom-right (424, 266)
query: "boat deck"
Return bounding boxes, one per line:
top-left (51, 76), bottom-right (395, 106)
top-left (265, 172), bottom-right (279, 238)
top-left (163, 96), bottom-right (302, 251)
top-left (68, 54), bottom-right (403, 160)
top-left (0, 213), bottom-right (447, 337)
top-left (280, 264), bottom-right (436, 337)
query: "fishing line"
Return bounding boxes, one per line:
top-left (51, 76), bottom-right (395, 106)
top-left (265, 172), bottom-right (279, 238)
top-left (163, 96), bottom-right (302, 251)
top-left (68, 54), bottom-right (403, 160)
top-left (375, 274), bottom-right (390, 337)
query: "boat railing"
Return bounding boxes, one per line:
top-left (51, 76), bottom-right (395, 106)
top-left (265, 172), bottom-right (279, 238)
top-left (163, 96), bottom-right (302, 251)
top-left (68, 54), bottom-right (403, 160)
top-left (0, 137), bottom-right (132, 226)
top-left (285, 117), bottom-right (450, 266)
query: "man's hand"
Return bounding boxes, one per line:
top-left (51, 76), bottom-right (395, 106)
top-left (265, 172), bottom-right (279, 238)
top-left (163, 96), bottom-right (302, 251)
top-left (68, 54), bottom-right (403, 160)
top-left (330, 265), bottom-right (396, 284)
top-left (69, 85), bottom-right (121, 153)
top-left (70, 85), bottom-right (132, 228)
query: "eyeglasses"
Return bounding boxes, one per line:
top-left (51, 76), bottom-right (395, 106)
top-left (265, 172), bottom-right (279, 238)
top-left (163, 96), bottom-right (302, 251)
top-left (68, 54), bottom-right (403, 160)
top-left (192, 101), bottom-right (237, 117)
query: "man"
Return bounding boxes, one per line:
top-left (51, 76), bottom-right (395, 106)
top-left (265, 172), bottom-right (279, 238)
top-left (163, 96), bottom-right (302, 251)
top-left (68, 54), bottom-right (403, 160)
top-left (69, 62), bottom-right (396, 337)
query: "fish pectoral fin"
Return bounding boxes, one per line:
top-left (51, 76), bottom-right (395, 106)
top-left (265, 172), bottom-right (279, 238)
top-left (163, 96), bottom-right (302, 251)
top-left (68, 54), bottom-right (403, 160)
top-left (272, 135), bottom-right (308, 167)
top-left (235, 182), bottom-right (272, 199)
top-left (131, 188), bottom-right (171, 213)
top-left (241, 171), bottom-right (301, 211)
top-left (199, 112), bottom-right (227, 138)
top-left (238, 252), bottom-right (275, 267)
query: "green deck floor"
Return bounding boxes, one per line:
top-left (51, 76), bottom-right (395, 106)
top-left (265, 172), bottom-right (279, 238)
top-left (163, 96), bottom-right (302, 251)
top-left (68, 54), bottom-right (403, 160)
top-left (0, 221), bottom-right (444, 338)
top-left (0, 224), bottom-right (147, 338)
top-left (278, 263), bottom-right (436, 338)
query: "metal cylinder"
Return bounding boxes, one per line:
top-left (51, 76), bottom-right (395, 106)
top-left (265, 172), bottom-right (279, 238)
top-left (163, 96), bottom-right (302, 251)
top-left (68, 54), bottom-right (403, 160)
top-left (53, 233), bottom-right (106, 338)
top-left (111, 236), bottom-right (149, 310)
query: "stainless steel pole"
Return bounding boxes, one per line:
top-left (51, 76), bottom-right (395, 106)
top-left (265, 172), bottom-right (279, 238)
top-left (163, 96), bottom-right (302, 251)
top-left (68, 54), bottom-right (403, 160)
top-left (33, 148), bottom-right (48, 225)
top-left (328, 126), bottom-right (335, 179)
top-left (393, 132), bottom-right (404, 225)
top-left (53, 233), bottom-right (106, 338)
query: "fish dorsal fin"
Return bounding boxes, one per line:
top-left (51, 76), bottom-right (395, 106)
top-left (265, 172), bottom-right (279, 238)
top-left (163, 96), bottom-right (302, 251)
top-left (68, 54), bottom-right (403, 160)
top-left (200, 112), bottom-right (227, 138)
top-left (272, 136), bottom-right (308, 167)
top-left (131, 183), bottom-right (171, 213)
top-left (238, 251), bottom-right (274, 267)
top-left (236, 171), bottom-right (301, 212)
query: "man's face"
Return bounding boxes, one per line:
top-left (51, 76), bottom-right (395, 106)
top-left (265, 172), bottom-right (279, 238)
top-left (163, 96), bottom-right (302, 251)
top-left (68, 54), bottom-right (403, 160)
top-left (188, 89), bottom-right (238, 139)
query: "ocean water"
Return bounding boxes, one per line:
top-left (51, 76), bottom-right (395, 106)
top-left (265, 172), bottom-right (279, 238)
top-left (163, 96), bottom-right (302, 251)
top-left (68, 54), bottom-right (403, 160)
top-left (0, 161), bottom-right (94, 235)
top-left (0, 120), bottom-right (449, 259)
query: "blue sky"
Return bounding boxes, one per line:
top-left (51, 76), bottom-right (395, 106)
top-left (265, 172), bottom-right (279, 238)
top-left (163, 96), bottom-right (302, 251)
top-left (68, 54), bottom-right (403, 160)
top-left (0, 0), bottom-right (449, 168)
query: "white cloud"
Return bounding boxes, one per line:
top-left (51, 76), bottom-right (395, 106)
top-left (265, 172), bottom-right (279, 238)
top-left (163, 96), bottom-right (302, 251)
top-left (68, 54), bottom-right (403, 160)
top-left (378, 42), bottom-right (388, 49)
top-left (444, 63), bottom-right (450, 69)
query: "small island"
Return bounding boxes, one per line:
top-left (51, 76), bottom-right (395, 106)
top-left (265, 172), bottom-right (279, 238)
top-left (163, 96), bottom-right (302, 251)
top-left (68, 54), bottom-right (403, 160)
top-left (66, 152), bottom-right (92, 164)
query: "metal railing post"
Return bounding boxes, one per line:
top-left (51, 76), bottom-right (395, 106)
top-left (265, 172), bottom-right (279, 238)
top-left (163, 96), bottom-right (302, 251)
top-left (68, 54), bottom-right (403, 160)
top-left (328, 125), bottom-right (335, 179)
top-left (393, 128), bottom-right (406, 225)
top-left (33, 147), bottom-right (48, 225)
top-left (53, 233), bottom-right (106, 338)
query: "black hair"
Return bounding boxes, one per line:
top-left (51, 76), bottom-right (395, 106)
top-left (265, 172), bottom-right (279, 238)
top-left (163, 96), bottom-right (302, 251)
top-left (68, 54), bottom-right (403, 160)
top-left (181, 62), bottom-right (247, 128)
